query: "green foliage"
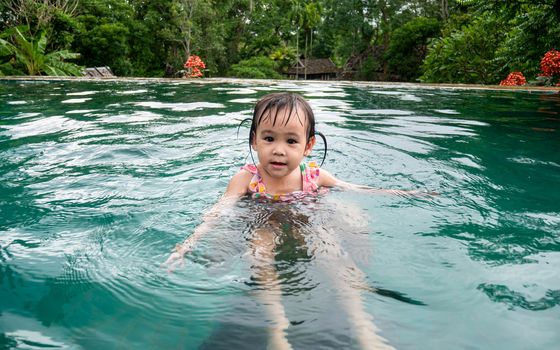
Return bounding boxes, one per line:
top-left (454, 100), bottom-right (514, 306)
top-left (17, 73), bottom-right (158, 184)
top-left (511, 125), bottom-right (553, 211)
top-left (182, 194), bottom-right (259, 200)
top-left (74, 19), bottom-right (132, 75)
top-left (229, 56), bottom-right (283, 79)
top-left (493, 3), bottom-right (560, 80)
top-left (45, 10), bottom-right (79, 51)
top-left (385, 17), bottom-right (441, 81)
top-left (72, 0), bottom-right (136, 76)
top-left (239, 0), bottom-right (295, 60)
top-left (420, 14), bottom-right (504, 84)
top-left (0, 26), bottom-right (82, 76)
top-left (270, 46), bottom-right (297, 71)
top-left (319, 0), bottom-right (374, 64)
top-left (354, 55), bottom-right (382, 81)
top-left (0, 62), bottom-right (23, 76)
top-left (0, 0), bottom-right (557, 83)
top-left (0, 2), bottom-right (13, 32)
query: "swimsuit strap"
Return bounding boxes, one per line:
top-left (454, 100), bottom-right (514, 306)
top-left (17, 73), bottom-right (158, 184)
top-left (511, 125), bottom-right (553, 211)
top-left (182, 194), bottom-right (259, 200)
top-left (301, 161), bottom-right (320, 193)
top-left (241, 164), bottom-right (266, 193)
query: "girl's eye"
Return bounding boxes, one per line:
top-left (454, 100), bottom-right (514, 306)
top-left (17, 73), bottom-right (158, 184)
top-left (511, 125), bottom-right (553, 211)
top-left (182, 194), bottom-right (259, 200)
top-left (287, 139), bottom-right (298, 144)
top-left (264, 136), bottom-right (274, 142)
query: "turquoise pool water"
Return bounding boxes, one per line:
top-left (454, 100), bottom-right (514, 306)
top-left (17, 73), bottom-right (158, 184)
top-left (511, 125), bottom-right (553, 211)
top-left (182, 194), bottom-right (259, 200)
top-left (1, 79), bottom-right (559, 349)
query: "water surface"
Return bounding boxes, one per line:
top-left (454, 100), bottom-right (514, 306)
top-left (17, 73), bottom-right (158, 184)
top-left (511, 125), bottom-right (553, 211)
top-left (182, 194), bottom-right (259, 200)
top-left (1, 79), bottom-right (559, 349)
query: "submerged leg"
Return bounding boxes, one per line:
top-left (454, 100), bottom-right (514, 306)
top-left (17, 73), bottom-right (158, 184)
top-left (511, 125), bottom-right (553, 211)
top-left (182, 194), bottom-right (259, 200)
top-left (334, 266), bottom-right (394, 350)
top-left (250, 227), bottom-right (292, 350)
top-left (312, 227), bottom-right (394, 350)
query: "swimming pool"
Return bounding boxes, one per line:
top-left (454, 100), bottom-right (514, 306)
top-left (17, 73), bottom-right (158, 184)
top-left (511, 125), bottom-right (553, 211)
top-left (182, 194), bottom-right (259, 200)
top-left (1, 78), bottom-right (559, 349)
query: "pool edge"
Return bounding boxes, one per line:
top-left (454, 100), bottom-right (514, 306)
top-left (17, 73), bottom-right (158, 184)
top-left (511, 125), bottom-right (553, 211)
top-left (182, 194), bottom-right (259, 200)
top-left (1, 76), bottom-right (559, 93)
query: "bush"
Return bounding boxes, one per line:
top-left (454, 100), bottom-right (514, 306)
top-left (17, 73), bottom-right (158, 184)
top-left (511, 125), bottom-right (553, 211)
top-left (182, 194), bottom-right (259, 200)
top-left (494, 5), bottom-right (560, 80)
top-left (385, 17), bottom-right (441, 81)
top-left (354, 55), bottom-right (382, 81)
top-left (499, 71), bottom-right (526, 86)
top-left (73, 16), bottom-right (133, 76)
top-left (229, 56), bottom-right (283, 79)
top-left (0, 26), bottom-right (82, 76)
top-left (420, 14), bottom-right (504, 84)
top-left (269, 46), bottom-right (297, 72)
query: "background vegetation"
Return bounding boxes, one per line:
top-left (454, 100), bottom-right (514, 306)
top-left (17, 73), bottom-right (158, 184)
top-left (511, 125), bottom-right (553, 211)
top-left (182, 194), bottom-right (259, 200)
top-left (0, 0), bottom-right (558, 84)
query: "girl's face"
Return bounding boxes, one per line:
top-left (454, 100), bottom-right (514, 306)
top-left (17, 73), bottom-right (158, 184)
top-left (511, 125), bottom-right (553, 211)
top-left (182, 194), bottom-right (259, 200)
top-left (251, 108), bottom-right (315, 180)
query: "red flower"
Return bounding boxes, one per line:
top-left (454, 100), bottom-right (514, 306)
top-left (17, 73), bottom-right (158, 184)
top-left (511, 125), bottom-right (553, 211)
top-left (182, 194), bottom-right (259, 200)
top-left (540, 49), bottom-right (560, 77)
top-left (183, 55), bottom-right (206, 78)
top-left (499, 71), bottom-right (527, 86)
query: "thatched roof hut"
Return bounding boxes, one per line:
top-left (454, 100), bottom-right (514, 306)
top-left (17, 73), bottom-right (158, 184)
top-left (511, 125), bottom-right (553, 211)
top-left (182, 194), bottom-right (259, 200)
top-left (286, 58), bottom-right (340, 80)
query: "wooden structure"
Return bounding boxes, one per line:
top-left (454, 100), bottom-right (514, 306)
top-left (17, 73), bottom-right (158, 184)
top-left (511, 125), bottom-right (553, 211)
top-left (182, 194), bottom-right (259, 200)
top-left (286, 58), bottom-right (340, 80)
top-left (83, 66), bottom-right (115, 78)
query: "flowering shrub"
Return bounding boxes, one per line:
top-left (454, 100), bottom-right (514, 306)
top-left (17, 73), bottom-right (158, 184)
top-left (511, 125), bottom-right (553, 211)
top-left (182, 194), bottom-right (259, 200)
top-left (540, 49), bottom-right (560, 77)
top-left (499, 49), bottom-right (560, 87)
top-left (499, 71), bottom-right (527, 86)
top-left (537, 49), bottom-right (560, 86)
top-left (183, 55), bottom-right (206, 78)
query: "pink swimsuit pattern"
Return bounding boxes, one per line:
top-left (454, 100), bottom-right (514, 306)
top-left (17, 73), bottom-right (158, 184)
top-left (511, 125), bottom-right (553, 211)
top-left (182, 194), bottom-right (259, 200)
top-left (241, 161), bottom-right (321, 201)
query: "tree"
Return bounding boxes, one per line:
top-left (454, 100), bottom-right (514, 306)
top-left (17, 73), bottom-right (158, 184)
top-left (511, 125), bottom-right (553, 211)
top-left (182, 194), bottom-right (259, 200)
top-left (1, 0), bottom-right (79, 35)
top-left (421, 0), bottom-right (560, 83)
top-left (72, 0), bottom-right (135, 76)
top-left (1, 0), bottom-right (555, 82)
top-left (385, 17), bottom-right (440, 81)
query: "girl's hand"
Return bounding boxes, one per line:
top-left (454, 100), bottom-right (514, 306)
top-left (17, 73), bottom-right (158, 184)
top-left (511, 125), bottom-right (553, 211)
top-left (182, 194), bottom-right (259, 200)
top-left (407, 190), bottom-right (439, 197)
top-left (163, 243), bottom-right (192, 273)
top-left (163, 193), bottom-right (240, 274)
top-left (391, 189), bottom-right (439, 197)
top-left (354, 187), bottom-right (438, 197)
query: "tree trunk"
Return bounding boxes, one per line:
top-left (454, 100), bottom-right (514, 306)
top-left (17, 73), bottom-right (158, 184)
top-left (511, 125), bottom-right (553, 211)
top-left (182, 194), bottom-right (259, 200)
top-left (304, 33), bottom-right (308, 80)
top-left (180, 0), bottom-right (195, 60)
top-left (381, 7), bottom-right (389, 79)
top-left (296, 25), bottom-right (299, 80)
top-left (310, 29), bottom-right (313, 60)
top-left (441, 0), bottom-right (449, 21)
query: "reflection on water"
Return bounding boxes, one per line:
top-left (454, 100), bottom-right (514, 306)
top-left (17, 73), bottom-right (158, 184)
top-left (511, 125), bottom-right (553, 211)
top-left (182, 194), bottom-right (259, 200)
top-left (1, 79), bottom-right (559, 349)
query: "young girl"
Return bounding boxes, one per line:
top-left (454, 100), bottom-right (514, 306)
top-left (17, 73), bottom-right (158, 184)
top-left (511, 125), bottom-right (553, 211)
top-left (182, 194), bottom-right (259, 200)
top-left (166, 92), bottom-right (404, 349)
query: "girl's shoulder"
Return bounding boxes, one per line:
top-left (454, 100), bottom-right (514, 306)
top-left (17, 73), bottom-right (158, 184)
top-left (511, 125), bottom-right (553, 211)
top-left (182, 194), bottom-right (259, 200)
top-left (233, 167), bottom-right (255, 181)
top-left (316, 167), bottom-right (338, 187)
top-left (224, 168), bottom-right (253, 197)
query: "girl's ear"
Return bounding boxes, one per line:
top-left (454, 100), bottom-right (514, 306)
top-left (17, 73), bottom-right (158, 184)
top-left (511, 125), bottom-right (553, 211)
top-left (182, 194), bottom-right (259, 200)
top-left (304, 136), bottom-right (316, 156)
top-left (250, 131), bottom-right (257, 150)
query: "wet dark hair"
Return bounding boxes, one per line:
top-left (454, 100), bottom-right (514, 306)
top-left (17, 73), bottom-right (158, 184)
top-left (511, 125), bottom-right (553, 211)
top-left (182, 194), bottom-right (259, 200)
top-left (249, 92), bottom-right (315, 144)
top-left (238, 92), bottom-right (327, 166)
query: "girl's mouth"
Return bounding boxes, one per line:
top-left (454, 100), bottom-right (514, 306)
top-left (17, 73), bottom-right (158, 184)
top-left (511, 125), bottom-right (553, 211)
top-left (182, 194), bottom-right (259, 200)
top-left (270, 161), bottom-right (286, 168)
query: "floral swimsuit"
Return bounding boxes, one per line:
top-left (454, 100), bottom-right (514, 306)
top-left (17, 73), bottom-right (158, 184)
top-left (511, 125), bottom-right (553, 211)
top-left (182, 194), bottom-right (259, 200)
top-left (241, 161), bottom-right (322, 201)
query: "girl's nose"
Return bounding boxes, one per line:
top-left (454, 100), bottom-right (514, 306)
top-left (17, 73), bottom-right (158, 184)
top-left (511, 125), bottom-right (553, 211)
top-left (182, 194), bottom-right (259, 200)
top-left (273, 146), bottom-right (285, 156)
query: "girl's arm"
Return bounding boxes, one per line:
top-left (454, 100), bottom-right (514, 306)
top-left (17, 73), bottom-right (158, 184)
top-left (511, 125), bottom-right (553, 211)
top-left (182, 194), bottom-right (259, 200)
top-left (318, 169), bottom-right (433, 196)
top-left (164, 170), bottom-right (251, 271)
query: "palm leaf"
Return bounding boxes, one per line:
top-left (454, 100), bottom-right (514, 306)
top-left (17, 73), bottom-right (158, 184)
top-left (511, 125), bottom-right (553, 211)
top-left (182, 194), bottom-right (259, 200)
top-left (0, 61), bottom-right (24, 76)
top-left (12, 28), bottom-right (40, 75)
top-left (0, 38), bottom-right (14, 56)
top-left (46, 50), bottom-right (81, 61)
top-left (44, 56), bottom-right (84, 76)
top-left (36, 32), bottom-right (47, 56)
